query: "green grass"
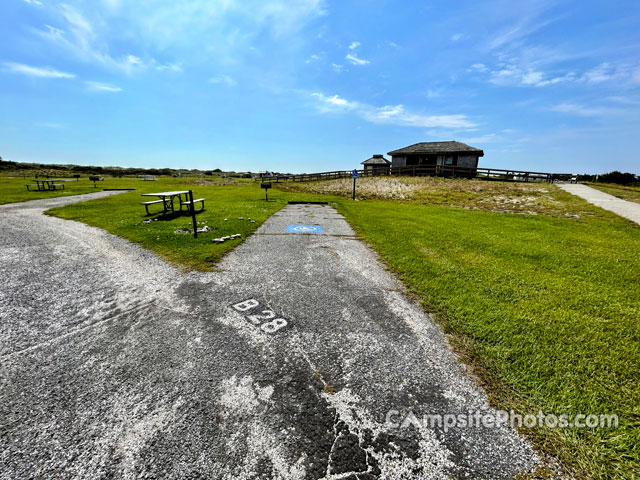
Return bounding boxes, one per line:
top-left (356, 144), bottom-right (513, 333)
top-left (42, 176), bottom-right (330, 270)
top-left (0, 175), bottom-right (112, 204)
top-left (589, 182), bottom-right (640, 204)
top-left (331, 199), bottom-right (639, 479)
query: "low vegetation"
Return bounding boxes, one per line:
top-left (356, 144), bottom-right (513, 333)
top-left (278, 176), bottom-right (610, 219)
top-left (589, 182), bottom-right (640, 204)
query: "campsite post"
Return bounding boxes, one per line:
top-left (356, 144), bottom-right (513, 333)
top-left (352, 169), bottom-right (358, 200)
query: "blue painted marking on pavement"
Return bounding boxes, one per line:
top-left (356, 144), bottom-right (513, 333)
top-left (285, 224), bottom-right (323, 234)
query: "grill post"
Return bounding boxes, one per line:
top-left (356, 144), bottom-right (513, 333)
top-left (189, 190), bottom-right (198, 238)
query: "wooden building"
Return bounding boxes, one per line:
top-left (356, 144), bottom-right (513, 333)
top-left (388, 141), bottom-right (484, 168)
top-left (361, 154), bottom-right (391, 172)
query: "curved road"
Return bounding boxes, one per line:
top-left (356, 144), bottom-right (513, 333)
top-left (1, 193), bottom-right (539, 479)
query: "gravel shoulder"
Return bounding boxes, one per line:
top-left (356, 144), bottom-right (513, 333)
top-left (1, 196), bottom-right (539, 479)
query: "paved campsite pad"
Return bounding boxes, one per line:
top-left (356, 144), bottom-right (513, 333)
top-left (1, 198), bottom-right (540, 479)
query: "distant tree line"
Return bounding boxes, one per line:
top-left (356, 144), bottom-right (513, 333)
top-left (578, 171), bottom-right (639, 185)
top-left (0, 158), bottom-right (235, 177)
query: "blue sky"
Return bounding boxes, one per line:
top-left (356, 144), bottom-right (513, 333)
top-left (1, 0), bottom-right (639, 174)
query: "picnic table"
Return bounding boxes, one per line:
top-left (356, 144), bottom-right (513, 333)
top-left (140, 191), bottom-right (205, 215)
top-left (26, 179), bottom-right (65, 191)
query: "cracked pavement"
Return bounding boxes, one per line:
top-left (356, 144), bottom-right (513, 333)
top-left (1, 193), bottom-right (540, 479)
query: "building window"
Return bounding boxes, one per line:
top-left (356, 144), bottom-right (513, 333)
top-left (444, 156), bottom-right (454, 165)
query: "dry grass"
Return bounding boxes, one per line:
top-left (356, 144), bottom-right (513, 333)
top-left (278, 176), bottom-right (603, 218)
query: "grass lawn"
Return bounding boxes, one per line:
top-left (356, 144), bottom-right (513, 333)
top-left (41, 176), bottom-right (330, 270)
top-left (0, 175), bottom-right (114, 205)
top-left (280, 178), bottom-right (639, 480)
top-left (588, 182), bottom-right (640, 204)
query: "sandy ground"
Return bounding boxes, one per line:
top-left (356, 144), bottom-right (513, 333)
top-left (1, 194), bottom-right (539, 479)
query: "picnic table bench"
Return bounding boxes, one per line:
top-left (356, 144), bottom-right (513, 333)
top-left (140, 199), bottom-right (166, 215)
top-left (180, 197), bottom-right (205, 211)
top-left (140, 191), bottom-right (205, 215)
top-left (26, 179), bottom-right (65, 191)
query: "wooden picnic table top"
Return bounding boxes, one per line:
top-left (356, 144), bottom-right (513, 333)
top-left (140, 191), bottom-right (189, 197)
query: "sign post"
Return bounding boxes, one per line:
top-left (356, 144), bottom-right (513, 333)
top-left (261, 182), bottom-right (272, 201)
top-left (351, 169), bottom-right (358, 200)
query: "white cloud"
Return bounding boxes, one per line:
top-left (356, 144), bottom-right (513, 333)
top-left (3, 62), bottom-right (75, 78)
top-left (86, 81), bottom-right (122, 92)
top-left (549, 103), bottom-right (619, 117)
top-left (331, 63), bottom-right (344, 73)
top-left (155, 63), bottom-right (182, 72)
top-left (209, 74), bottom-right (237, 86)
top-left (23, 0), bottom-right (43, 5)
top-left (451, 33), bottom-right (463, 42)
top-left (311, 93), bottom-right (355, 110)
top-left (462, 133), bottom-right (499, 143)
top-left (580, 62), bottom-right (629, 84)
top-left (31, 1), bottom-right (326, 76)
top-left (35, 5), bottom-right (148, 74)
top-left (345, 53), bottom-right (370, 66)
top-left (305, 54), bottom-right (320, 64)
top-left (468, 63), bottom-right (488, 73)
top-left (348, 41), bottom-right (360, 50)
top-left (488, 64), bottom-right (575, 87)
top-left (486, 3), bottom-right (562, 51)
top-left (311, 92), bottom-right (476, 129)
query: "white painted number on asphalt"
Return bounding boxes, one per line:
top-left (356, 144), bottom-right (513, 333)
top-left (232, 299), bottom-right (289, 334)
top-left (232, 299), bottom-right (259, 312)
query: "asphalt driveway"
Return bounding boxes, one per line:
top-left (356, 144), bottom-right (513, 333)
top-left (1, 194), bottom-right (540, 479)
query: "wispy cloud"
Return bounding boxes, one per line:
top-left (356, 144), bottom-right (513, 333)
top-left (549, 103), bottom-right (621, 117)
top-left (487, 64), bottom-right (576, 87)
top-left (34, 4), bottom-right (150, 73)
top-left (311, 92), bottom-right (476, 129)
top-left (345, 53), bottom-right (369, 66)
top-left (209, 74), bottom-right (237, 86)
top-left (155, 63), bottom-right (182, 72)
top-left (332, 63), bottom-right (344, 73)
top-left (579, 62), bottom-right (638, 84)
top-left (3, 62), bottom-right (75, 78)
top-left (468, 63), bottom-right (488, 73)
top-left (305, 54), bottom-right (320, 64)
top-left (348, 41), bottom-right (360, 50)
top-left (451, 33), bottom-right (464, 42)
top-left (462, 133), bottom-right (500, 143)
top-left (486, 2), bottom-right (563, 51)
top-left (23, 0), bottom-right (43, 5)
top-left (86, 81), bottom-right (122, 92)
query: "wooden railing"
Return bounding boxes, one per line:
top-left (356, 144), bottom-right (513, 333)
top-left (258, 165), bottom-right (574, 184)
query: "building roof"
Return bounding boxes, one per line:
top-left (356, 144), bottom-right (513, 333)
top-left (387, 141), bottom-right (484, 156)
top-left (361, 154), bottom-right (391, 165)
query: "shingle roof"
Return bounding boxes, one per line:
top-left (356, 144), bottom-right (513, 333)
top-left (361, 154), bottom-right (391, 165)
top-left (387, 141), bottom-right (484, 156)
